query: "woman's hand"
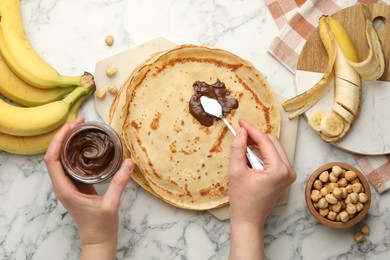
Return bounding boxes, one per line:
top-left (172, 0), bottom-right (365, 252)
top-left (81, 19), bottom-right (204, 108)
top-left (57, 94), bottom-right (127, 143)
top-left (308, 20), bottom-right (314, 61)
top-left (228, 119), bottom-right (296, 260)
top-left (44, 117), bottom-right (134, 260)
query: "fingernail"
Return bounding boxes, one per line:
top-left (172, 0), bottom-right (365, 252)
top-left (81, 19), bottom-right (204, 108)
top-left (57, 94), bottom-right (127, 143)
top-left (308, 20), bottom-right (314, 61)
top-left (123, 159), bottom-right (134, 173)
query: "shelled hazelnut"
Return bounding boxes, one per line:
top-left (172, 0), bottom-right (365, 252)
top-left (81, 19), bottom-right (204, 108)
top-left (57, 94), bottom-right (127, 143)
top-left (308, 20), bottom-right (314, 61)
top-left (354, 223), bottom-right (371, 243)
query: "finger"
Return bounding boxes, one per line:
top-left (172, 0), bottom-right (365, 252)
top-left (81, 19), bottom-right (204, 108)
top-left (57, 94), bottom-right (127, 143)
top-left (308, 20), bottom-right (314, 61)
top-left (44, 117), bottom-right (85, 199)
top-left (103, 159), bottom-right (134, 209)
top-left (44, 123), bottom-right (72, 182)
top-left (229, 127), bottom-right (249, 175)
top-left (267, 135), bottom-right (291, 167)
top-left (69, 116), bottom-right (84, 128)
top-left (267, 135), bottom-right (296, 182)
top-left (238, 119), bottom-right (280, 163)
top-left (45, 116), bottom-right (84, 168)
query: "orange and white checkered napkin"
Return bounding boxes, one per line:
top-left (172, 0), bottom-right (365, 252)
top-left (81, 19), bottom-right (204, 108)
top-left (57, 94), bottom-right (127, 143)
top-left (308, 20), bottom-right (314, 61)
top-left (265, 0), bottom-right (390, 193)
top-left (354, 155), bottom-right (390, 193)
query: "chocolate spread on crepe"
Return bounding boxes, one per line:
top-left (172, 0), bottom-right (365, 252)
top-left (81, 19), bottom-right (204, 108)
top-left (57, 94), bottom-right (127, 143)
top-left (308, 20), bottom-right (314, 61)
top-left (118, 45), bottom-right (280, 210)
top-left (189, 79), bottom-right (238, 126)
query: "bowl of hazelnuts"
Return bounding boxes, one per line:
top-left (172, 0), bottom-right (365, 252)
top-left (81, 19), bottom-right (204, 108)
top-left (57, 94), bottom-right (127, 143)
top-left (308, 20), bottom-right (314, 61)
top-left (305, 162), bottom-right (371, 228)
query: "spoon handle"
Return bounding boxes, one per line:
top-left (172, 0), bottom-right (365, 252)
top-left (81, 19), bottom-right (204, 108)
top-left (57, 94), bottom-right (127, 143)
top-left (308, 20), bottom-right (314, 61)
top-left (221, 117), bottom-right (264, 170)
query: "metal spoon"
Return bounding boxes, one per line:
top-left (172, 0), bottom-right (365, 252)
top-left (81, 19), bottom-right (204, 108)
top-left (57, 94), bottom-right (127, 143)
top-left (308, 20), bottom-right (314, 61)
top-left (200, 96), bottom-right (264, 170)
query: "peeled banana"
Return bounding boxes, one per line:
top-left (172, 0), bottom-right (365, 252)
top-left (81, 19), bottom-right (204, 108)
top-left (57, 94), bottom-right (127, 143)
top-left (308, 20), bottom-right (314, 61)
top-left (0, 75), bottom-right (94, 137)
top-left (319, 113), bottom-right (344, 137)
top-left (0, 54), bottom-right (75, 107)
top-left (308, 111), bottom-right (326, 132)
top-left (284, 5), bottom-right (385, 143)
top-left (309, 16), bottom-right (361, 142)
top-left (0, 0), bottom-right (85, 89)
top-left (0, 88), bottom-right (93, 155)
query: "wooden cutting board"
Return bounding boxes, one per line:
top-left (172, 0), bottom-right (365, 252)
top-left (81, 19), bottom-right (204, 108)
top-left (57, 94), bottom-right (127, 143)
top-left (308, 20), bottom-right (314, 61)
top-left (295, 3), bottom-right (390, 155)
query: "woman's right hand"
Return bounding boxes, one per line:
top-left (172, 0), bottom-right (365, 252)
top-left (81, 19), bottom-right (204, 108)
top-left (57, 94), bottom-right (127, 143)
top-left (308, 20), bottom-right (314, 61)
top-left (228, 119), bottom-right (296, 260)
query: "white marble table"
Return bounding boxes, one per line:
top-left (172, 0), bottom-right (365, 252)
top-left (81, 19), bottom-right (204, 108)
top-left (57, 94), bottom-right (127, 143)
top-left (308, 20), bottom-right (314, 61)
top-left (1, 0), bottom-right (390, 259)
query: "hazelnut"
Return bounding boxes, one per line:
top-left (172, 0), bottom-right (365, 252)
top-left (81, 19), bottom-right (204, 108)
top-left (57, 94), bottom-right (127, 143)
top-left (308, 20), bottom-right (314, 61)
top-left (107, 85), bottom-right (118, 95)
top-left (350, 192), bottom-right (359, 204)
top-left (313, 180), bottom-right (323, 190)
top-left (329, 173), bottom-right (338, 183)
top-left (346, 203), bottom-right (357, 215)
top-left (325, 194), bottom-right (338, 205)
top-left (319, 208), bottom-right (329, 217)
top-left (319, 171), bottom-right (329, 183)
top-left (337, 177), bottom-right (348, 187)
top-left (352, 183), bottom-right (362, 193)
top-left (311, 189), bottom-right (321, 202)
top-left (327, 211), bottom-right (337, 221)
top-left (354, 231), bottom-right (365, 243)
top-left (361, 224), bottom-right (370, 235)
top-left (95, 88), bottom-right (106, 99)
top-left (105, 35), bottom-right (114, 46)
top-left (332, 165), bottom-right (342, 177)
top-left (332, 202), bottom-right (342, 213)
top-left (359, 193), bottom-right (368, 204)
top-left (332, 187), bottom-right (342, 200)
top-left (106, 67), bottom-right (118, 77)
top-left (318, 198), bottom-right (328, 209)
top-left (345, 170), bottom-right (357, 181)
top-left (339, 211), bottom-right (349, 223)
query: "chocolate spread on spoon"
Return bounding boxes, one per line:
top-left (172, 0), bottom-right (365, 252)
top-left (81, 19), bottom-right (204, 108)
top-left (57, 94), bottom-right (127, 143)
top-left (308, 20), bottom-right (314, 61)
top-left (189, 79), bottom-right (238, 126)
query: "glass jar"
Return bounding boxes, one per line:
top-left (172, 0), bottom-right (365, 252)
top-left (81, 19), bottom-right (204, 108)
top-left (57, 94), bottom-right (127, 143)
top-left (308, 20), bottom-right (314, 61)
top-left (60, 121), bottom-right (123, 184)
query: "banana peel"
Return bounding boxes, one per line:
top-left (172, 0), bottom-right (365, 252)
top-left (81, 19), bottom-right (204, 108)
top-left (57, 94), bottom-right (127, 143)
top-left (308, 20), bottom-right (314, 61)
top-left (282, 16), bottom-right (336, 120)
top-left (347, 5), bottom-right (385, 81)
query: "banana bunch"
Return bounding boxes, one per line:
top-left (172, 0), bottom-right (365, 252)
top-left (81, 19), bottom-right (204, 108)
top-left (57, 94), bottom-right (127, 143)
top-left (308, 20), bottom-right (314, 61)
top-left (283, 5), bottom-right (385, 143)
top-left (0, 0), bottom-right (95, 155)
top-left (0, 88), bottom-right (94, 155)
top-left (0, 0), bottom-right (88, 89)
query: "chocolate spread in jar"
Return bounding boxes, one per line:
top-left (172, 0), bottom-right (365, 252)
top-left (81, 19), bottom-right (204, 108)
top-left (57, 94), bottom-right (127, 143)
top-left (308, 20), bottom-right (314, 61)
top-left (67, 130), bottom-right (115, 176)
top-left (189, 79), bottom-right (238, 126)
top-left (60, 122), bottom-right (123, 183)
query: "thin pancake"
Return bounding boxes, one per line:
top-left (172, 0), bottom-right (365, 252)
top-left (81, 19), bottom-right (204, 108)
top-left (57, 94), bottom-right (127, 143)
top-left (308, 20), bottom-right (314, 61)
top-left (109, 51), bottom-right (172, 195)
top-left (122, 45), bottom-right (280, 210)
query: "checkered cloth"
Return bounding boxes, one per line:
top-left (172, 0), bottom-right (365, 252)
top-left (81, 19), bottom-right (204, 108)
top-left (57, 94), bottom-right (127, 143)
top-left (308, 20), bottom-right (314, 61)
top-left (265, 0), bottom-right (390, 193)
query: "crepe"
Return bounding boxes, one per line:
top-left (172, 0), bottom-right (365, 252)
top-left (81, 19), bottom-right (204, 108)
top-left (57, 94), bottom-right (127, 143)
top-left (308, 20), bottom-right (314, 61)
top-left (120, 44), bottom-right (280, 210)
top-left (109, 52), bottom-right (166, 196)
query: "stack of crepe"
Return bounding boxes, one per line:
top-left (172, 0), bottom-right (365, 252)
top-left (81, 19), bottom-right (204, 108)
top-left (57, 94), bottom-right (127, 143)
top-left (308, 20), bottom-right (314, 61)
top-left (109, 45), bottom-right (280, 210)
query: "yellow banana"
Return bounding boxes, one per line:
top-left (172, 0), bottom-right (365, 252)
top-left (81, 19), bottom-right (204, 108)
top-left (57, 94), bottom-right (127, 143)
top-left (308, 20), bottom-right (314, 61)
top-left (0, 88), bottom-right (93, 155)
top-left (325, 16), bottom-right (359, 62)
top-left (321, 18), bottom-right (361, 142)
top-left (0, 54), bottom-right (75, 107)
top-left (326, 6), bottom-right (385, 81)
top-left (0, 0), bottom-right (85, 89)
top-left (0, 75), bottom-right (94, 136)
top-left (282, 16), bottom-right (336, 119)
top-left (285, 14), bottom-right (364, 143)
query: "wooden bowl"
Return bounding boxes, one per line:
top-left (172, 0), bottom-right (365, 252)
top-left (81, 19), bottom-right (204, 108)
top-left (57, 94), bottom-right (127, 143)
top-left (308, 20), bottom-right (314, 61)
top-left (305, 162), bottom-right (371, 228)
